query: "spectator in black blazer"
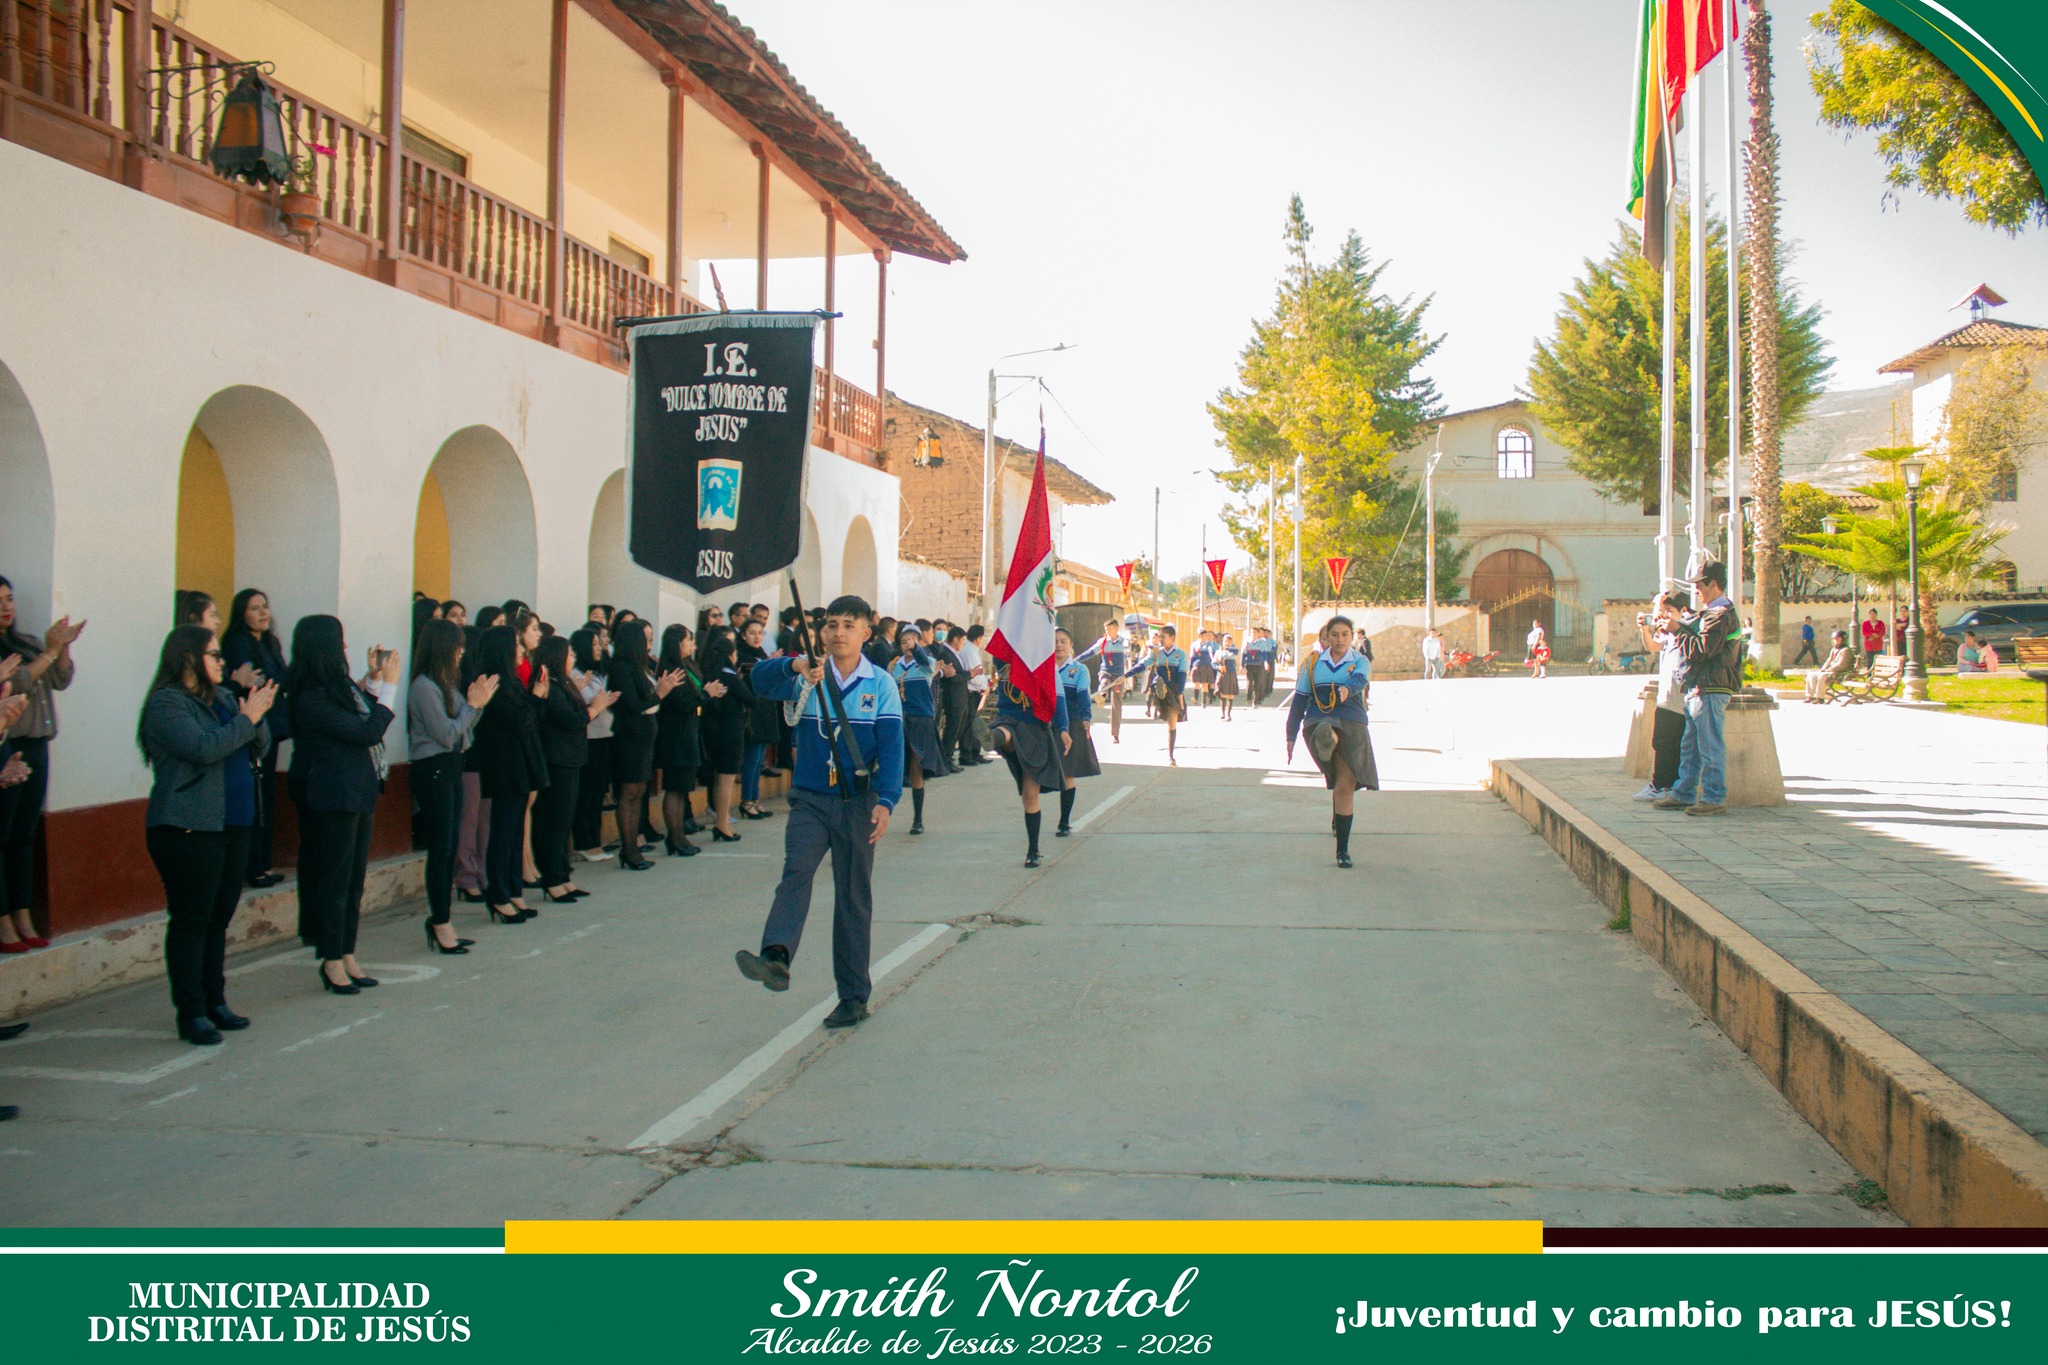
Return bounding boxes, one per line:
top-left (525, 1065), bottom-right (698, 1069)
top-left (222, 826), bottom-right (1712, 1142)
top-left (736, 617), bottom-right (778, 820)
top-left (531, 634), bottom-right (612, 900)
top-left (654, 625), bottom-right (704, 858)
top-left (568, 625), bottom-right (613, 863)
top-left (221, 588), bottom-right (290, 889)
top-left (286, 614), bottom-right (397, 997)
top-left (471, 625), bottom-right (548, 921)
top-left (698, 630), bottom-right (747, 842)
top-left (606, 619), bottom-right (681, 871)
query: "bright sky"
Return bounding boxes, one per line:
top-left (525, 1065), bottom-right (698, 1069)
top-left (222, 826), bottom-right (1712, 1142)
top-left (733, 0), bottom-right (2048, 580)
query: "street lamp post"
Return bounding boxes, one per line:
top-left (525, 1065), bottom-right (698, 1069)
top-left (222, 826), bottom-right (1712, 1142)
top-left (1823, 514), bottom-right (1855, 638)
top-left (982, 344), bottom-right (1071, 622)
top-left (1901, 456), bottom-right (1929, 701)
top-left (1424, 426), bottom-right (1443, 634)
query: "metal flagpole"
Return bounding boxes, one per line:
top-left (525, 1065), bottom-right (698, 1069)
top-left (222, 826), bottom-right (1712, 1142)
top-left (1724, 0), bottom-right (1745, 630)
top-left (1658, 111), bottom-right (1678, 593)
top-left (1688, 83), bottom-right (1708, 576)
top-left (1197, 525), bottom-right (1207, 642)
top-left (1266, 463), bottom-right (1276, 636)
top-left (1425, 425), bottom-right (1443, 633)
top-left (1291, 454), bottom-right (1303, 666)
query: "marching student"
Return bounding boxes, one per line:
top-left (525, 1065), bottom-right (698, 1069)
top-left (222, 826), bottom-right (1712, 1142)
top-left (1214, 633), bottom-right (1241, 720)
top-left (1284, 615), bottom-right (1378, 869)
top-left (988, 654), bottom-right (1071, 869)
top-left (1051, 629), bottom-right (1099, 836)
top-left (1129, 625), bottom-right (1189, 766)
top-left (1190, 629), bottom-right (1217, 708)
top-left (1243, 626), bottom-right (1276, 705)
top-left (735, 596), bottom-right (903, 1031)
top-left (889, 622), bottom-right (949, 835)
top-left (1073, 615), bottom-right (1130, 744)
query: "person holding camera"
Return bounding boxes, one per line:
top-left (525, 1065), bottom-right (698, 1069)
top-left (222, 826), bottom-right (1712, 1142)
top-left (1632, 593), bottom-right (1689, 801)
top-left (1653, 562), bottom-right (1742, 817)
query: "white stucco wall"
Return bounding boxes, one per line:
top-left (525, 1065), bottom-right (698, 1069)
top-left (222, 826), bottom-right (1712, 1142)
top-left (0, 139), bottom-right (892, 813)
top-left (896, 560), bottom-right (971, 622)
top-left (1905, 353), bottom-right (2046, 592)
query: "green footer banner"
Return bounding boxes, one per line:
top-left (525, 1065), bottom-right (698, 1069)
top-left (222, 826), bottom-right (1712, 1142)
top-left (6, 1223), bottom-right (2043, 1361)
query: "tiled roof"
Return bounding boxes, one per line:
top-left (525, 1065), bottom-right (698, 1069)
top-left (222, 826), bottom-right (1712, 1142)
top-left (1877, 319), bottom-right (2048, 374)
top-left (618, 0), bottom-right (964, 264)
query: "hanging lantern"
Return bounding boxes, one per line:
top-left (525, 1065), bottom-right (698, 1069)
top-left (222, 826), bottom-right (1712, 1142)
top-left (209, 70), bottom-right (291, 186)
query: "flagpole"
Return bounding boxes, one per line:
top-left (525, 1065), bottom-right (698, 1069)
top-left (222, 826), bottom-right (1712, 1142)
top-left (1266, 463), bottom-right (1276, 638)
top-left (1291, 455), bottom-right (1303, 668)
top-left (1724, 0), bottom-right (1745, 632)
top-left (1658, 107), bottom-right (1677, 595)
top-left (1688, 83), bottom-right (1708, 577)
top-left (1198, 525), bottom-right (1207, 642)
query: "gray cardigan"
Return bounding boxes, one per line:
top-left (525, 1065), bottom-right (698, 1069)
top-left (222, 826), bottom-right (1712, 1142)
top-left (142, 688), bottom-right (271, 832)
top-left (408, 673), bottom-right (480, 762)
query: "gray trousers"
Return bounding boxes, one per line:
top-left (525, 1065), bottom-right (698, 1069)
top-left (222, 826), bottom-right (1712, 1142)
top-left (761, 787), bottom-right (878, 1003)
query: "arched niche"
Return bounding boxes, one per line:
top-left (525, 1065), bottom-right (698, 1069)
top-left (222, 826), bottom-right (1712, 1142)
top-left (417, 425), bottom-right (538, 611)
top-left (840, 514), bottom-right (878, 606)
top-left (793, 508), bottom-right (824, 609)
top-left (588, 467), bottom-right (657, 619)
top-left (0, 360), bottom-right (56, 630)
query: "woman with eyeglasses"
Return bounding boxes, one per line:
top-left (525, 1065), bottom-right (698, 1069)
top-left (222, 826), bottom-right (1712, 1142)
top-left (139, 626), bottom-right (276, 1044)
top-left (1284, 615), bottom-right (1377, 869)
top-left (221, 588), bottom-right (290, 889)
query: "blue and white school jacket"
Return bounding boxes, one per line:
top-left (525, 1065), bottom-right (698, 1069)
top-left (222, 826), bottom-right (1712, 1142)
top-left (1056, 659), bottom-right (1093, 723)
top-left (751, 654), bottom-right (904, 810)
top-left (889, 648), bottom-right (939, 718)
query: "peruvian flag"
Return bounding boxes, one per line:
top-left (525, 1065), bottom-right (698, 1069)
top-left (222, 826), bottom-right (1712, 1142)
top-left (989, 432), bottom-right (1059, 722)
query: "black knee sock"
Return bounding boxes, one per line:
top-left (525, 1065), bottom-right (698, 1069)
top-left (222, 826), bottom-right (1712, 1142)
top-left (1335, 814), bottom-right (1353, 856)
top-left (1058, 788), bottom-right (1076, 826)
top-left (911, 787), bottom-right (925, 821)
top-left (1025, 810), bottom-right (1041, 854)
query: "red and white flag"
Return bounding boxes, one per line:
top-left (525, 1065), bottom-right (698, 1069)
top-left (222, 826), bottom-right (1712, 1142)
top-left (988, 433), bottom-right (1059, 722)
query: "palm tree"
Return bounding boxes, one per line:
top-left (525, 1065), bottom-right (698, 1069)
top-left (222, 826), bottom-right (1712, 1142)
top-left (1744, 0), bottom-right (1785, 657)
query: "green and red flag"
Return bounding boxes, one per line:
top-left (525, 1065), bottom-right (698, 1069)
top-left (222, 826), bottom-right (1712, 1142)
top-left (1629, 0), bottom-right (1735, 268)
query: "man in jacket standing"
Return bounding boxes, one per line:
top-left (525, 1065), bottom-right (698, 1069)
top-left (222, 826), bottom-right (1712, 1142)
top-left (1654, 561), bottom-right (1742, 817)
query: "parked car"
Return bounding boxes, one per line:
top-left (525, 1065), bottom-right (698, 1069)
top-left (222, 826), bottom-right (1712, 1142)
top-left (1936, 602), bottom-right (2048, 664)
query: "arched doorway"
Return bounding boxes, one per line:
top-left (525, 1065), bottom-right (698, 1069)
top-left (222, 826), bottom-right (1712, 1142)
top-left (793, 509), bottom-right (823, 608)
top-left (0, 360), bottom-right (56, 630)
top-left (180, 387), bottom-right (341, 629)
top-left (587, 468), bottom-right (656, 618)
top-left (1470, 548), bottom-right (1553, 653)
top-left (841, 515), bottom-right (878, 605)
top-left (415, 426), bottom-right (537, 610)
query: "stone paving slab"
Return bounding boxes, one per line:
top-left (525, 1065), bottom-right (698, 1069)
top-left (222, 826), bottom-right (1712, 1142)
top-left (1518, 757), bottom-right (2047, 1149)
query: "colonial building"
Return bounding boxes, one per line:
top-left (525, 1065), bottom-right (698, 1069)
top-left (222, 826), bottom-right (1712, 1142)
top-left (0, 0), bottom-right (960, 944)
top-left (883, 392), bottom-right (1114, 616)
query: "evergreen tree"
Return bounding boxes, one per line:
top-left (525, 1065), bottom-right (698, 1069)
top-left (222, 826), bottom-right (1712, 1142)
top-left (1210, 197), bottom-right (1454, 601)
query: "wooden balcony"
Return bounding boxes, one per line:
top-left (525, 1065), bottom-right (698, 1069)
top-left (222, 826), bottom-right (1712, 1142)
top-left (0, 0), bottom-right (885, 468)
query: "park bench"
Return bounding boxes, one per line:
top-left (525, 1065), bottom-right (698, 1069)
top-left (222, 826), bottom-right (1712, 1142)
top-left (2017, 637), bottom-right (2048, 737)
top-left (1830, 653), bottom-right (1904, 703)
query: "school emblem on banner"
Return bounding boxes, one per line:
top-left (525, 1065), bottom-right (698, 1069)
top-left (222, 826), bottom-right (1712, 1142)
top-left (697, 459), bottom-right (742, 531)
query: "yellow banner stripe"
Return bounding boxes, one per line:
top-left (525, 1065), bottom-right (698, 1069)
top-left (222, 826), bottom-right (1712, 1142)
top-left (506, 1220), bottom-right (1541, 1256)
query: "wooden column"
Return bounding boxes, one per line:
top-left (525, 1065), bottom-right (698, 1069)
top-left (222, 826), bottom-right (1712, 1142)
top-left (378, 0), bottom-right (405, 260)
top-left (821, 204), bottom-right (836, 386)
top-left (123, 0), bottom-right (152, 142)
top-left (754, 143), bottom-right (770, 309)
top-left (874, 247), bottom-right (889, 431)
top-left (544, 0), bottom-right (569, 329)
top-left (664, 75), bottom-right (685, 296)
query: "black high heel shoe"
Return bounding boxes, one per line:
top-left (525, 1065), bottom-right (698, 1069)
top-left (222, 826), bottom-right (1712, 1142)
top-left (456, 888), bottom-right (488, 904)
top-left (665, 839), bottom-right (701, 858)
top-left (425, 921), bottom-right (470, 955)
top-left (487, 904), bottom-right (532, 923)
top-left (543, 888), bottom-right (583, 904)
top-left (712, 828), bottom-right (741, 843)
top-left (317, 965), bottom-right (360, 995)
top-left (619, 854), bottom-right (652, 871)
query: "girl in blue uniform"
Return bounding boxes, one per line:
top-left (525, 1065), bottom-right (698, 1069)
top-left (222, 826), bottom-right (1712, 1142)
top-left (1051, 629), bottom-right (1099, 836)
top-left (1214, 634), bottom-right (1240, 720)
top-left (1285, 616), bottom-right (1378, 868)
top-left (988, 662), bottom-right (1071, 868)
top-left (889, 622), bottom-right (949, 835)
top-left (1127, 626), bottom-right (1188, 767)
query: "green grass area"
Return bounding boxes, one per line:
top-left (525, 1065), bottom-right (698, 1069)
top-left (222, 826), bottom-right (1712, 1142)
top-left (1927, 675), bottom-right (2045, 726)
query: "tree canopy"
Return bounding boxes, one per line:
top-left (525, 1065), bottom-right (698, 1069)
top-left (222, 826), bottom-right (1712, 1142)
top-left (1786, 448), bottom-right (2008, 598)
top-left (1523, 207), bottom-right (1833, 509)
top-left (1209, 196), bottom-right (1463, 602)
top-left (1808, 0), bottom-right (2047, 234)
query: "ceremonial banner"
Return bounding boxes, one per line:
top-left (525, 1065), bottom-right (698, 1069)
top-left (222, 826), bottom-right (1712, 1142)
top-left (1115, 561), bottom-right (1136, 596)
top-left (1205, 558), bottom-right (1228, 594)
top-left (988, 434), bottom-right (1059, 723)
top-left (1325, 556), bottom-right (1351, 595)
top-left (625, 313), bottom-right (820, 593)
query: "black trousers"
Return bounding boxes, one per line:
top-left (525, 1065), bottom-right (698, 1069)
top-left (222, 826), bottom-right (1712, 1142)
top-left (1652, 706), bottom-right (1685, 792)
top-left (148, 824), bottom-right (251, 1020)
top-left (244, 745), bottom-right (281, 879)
top-left (1790, 640), bottom-right (1820, 667)
top-left (947, 688), bottom-right (980, 764)
top-left (412, 752), bottom-right (464, 926)
top-left (484, 788), bottom-right (529, 904)
top-left (295, 804), bottom-right (373, 961)
top-left (533, 763), bottom-right (581, 887)
top-left (762, 789), bottom-right (877, 1004)
top-left (0, 736), bottom-right (50, 914)
top-left (573, 736), bottom-right (612, 850)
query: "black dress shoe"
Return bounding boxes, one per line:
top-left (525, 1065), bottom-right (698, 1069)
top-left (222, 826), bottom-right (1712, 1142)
top-left (1055, 824), bottom-right (1072, 837)
top-left (318, 967), bottom-right (360, 994)
top-left (823, 998), bottom-right (869, 1029)
top-left (348, 974), bottom-right (379, 988)
top-left (1337, 851), bottom-right (1354, 869)
top-left (456, 888), bottom-right (489, 904)
top-left (177, 1016), bottom-right (224, 1046)
top-left (1024, 851), bottom-right (1041, 868)
top-left (0, 1104), bottom-right (18, 1121)
top-left (206, 1004), bottom-right (251, 1031)
top-left (245, 872), bottom-right (284, 889)
top-left (711, 828), bottom-right (741, 843)
top-left (0, 1020), bottom-right (29, 1041)
top-left (734, 948), bottom-right (791, 992)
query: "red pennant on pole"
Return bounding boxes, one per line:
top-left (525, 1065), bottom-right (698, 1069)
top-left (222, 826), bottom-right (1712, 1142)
top-left (1325, 556), bottom-right (1351, 595)
top-left (1114, 561), bottom-right (1136, 596)
top-left (1204, 558), bottom-right (1228, 594)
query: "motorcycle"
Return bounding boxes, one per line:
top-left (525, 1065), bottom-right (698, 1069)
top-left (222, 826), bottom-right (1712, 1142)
top-left (1445, 648), bottom-right (1500, 678)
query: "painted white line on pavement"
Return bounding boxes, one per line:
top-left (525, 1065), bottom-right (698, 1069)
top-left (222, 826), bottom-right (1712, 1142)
top-left (0, 1047), bottom-right (218, 1086)
top-left (144, 1084), bottom-right (201, 1108)
top-left (1065, 784), bottom-right (1135, 835)
top-left (277, 1012), bottom-right (385, 1055)
top-left (629, 921), bottom-right (952, 1150)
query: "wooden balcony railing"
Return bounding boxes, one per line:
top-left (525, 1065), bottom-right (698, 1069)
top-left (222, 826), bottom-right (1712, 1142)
top-left (2, 9), bottom-right (887, 463)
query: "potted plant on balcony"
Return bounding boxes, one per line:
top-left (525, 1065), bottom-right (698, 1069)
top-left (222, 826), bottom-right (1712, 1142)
top-left (277, 143), bottom-right (333, 245)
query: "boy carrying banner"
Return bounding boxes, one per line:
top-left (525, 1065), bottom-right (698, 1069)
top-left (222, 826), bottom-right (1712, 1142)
top-left (735, 595), bottom-right (903, 1029)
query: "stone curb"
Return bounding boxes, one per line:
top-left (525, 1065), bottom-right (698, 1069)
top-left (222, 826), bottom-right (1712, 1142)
top-left (1, 854), bottom-right (425, 1020)
top-left (1490, 758), bottom-right (2048, 1229)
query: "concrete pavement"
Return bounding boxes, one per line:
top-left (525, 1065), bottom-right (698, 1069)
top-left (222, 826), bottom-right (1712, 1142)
top-left (0, 682), bottom-right (1897, 1226)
